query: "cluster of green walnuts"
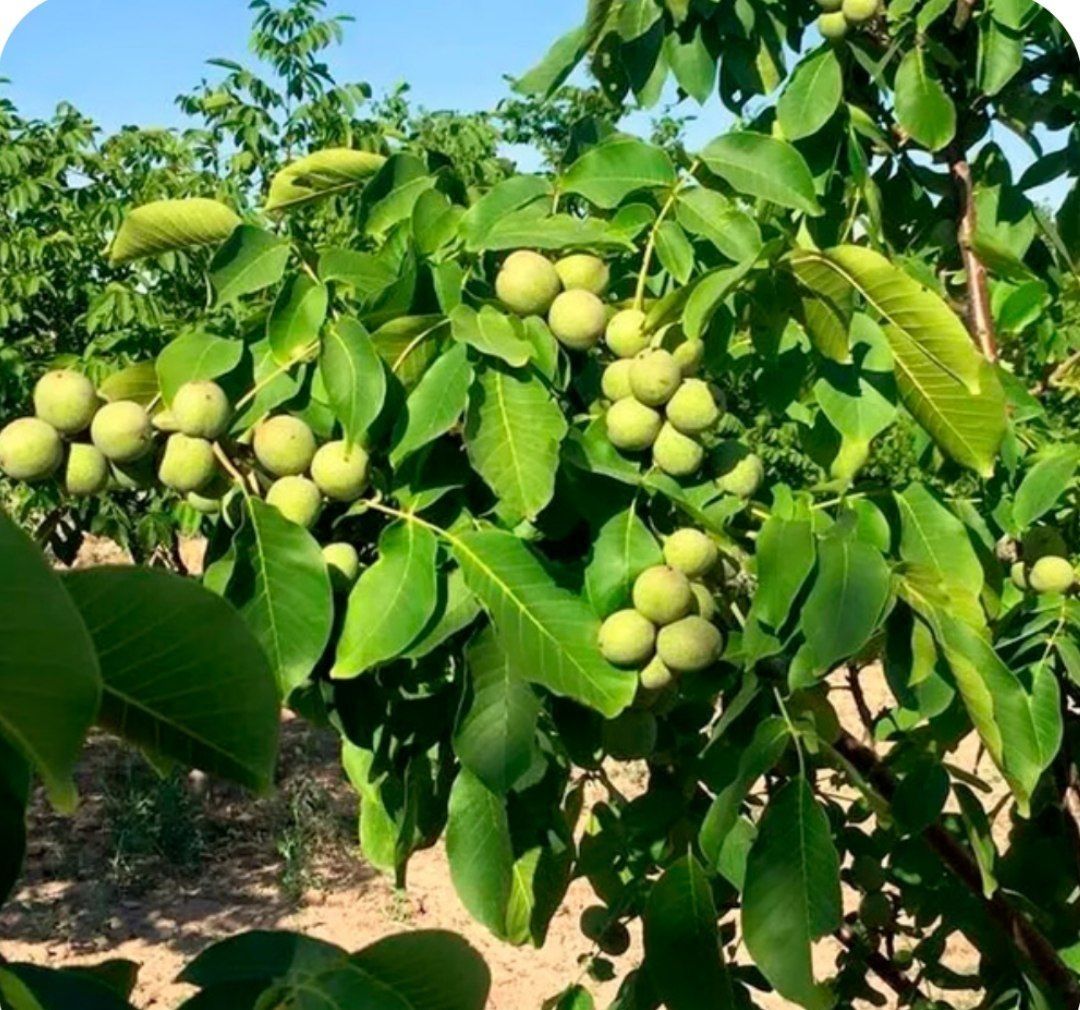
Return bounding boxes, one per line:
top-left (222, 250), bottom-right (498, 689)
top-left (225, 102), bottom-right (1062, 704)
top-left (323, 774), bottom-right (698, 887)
top-left (1009, 526), bottom-right (1078, 596)
top-left (816, 0), bottom-right (882, 41)
top-left (0, 370), bottom-right (366, 590)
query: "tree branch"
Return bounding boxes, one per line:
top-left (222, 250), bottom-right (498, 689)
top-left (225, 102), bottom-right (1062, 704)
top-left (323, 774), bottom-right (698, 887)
top-left (833, 730), bottom-right (1080, 1003)
top-left (949, 150), bottom-right (998, 362)
top-left (837, 924), bottom-right (924, 1004)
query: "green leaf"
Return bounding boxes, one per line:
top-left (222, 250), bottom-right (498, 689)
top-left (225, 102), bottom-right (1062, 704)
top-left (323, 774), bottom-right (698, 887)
top-left (700, 133), bottom-right (821, 216)
top-left (675, 187), bottom-right (762, 263)
top-left (0, 733), bottom-right (29, 903)
top-left (742, 779), bottom-right (842, 1010)
top-left (800, 535), bottom-right (891, 676)
top-left (978, 15), bottom-right (1023, 97)
top-left (156, 331), bottom-right (244, 406)
top-left (655, 221), bottom-right (695, 284)
top-left (179, 931), bottom-right (347, 988)
top-left (267, 274), bottom-right (328, 366)
top-left (341, 743), bottom-right (402, 876)
top-left (894, 49), bottom-right (956, 152)
top-left (320, 317), bottom-right (388, 449)
top-left (63, 568), bottom-right (280, 792)
top-left (562, 136), bottom-right (677, 209)
top-left (210, 226), bottom-right (291, 304)
top-left (749, 516), bottom-right (815, 631)
top-left (0, 514), bottom-right (99, 811)
top-left (230, 338), bottom-right (302, 432)
top-left (453, 530), bottom-right (637, 718)
top-left (644, 856), bottom-right (735, 1010)
top-left (332, 522), bottom-right (439, 678)
top-left (359, 153), bottom-right (436, 237)
top-left (446, 768), bottom-right (515, 939)
top-left (1013, 448), bottom-right (1080, 529)
top-left (0, 965), bottom-right (136, 1010)
top-left (451, 305), bottom-right (534, 368)
top-left (478, 213), bottom-right (631, 253)
top-left (584, 507), bottom-right (663, 616)
top-left (814, 355), bottom-right (897, 443)
top-left (454, 626), bottom-right (541, 794)
top-left (99, 363), bottom-right (159, 406)
top-left (390, 344), bottom-right (474, 468)
top-left (778, 47), bottom-right (843, 142)
top-left (460, 176), bottom-right (552, 251)
top-left (225, 499), bottom-right (333, 697)
top-left (664, 25), bottom-right (716, 104)
top-left (265, 148), bottom-right (386, 212)
top-left (403, 567), bottom-right (483, 660)
top-left (789, 246), bottom-right (1006, 475)
top-left (683, 259), bottom-right (758, 340)
top-left (955, 783), bottom-right (998, 898)
top-left (464, 362), bottom-right (568, 524)
top-left (109, 198), bottom-right (241, 265)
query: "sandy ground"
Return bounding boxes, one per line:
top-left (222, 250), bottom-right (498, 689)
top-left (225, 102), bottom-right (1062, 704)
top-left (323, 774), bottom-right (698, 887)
top-left (0, 536), bottom-right (992, 1008)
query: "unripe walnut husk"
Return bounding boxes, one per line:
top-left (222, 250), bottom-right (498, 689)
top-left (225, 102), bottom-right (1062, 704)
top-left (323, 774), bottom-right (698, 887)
top-left (664, 528), bottom-right (719, 579)
top-left (672, 338), bottom-right (705, 377)
top-left (639, 655), bottom-right (675, 692)
top-left (689, 582), bottom-right (716, 621)
top-left (172, 380), bottom-right (231, 439)
top-left (629, 350), bottom-right (682, 407)
top-left (842, 0), bottom-right (880, 23)
top-left (819, 11), bottom-right (849, 38)
top-left (311, 440), bottom-right (370, 502)
top-left (254, 415), bottom-right (317, 477)
top-left (598, 609), bottom-right (657, 667)
top-left (1028, 555), bottom-right (1075, 595)
top-left (665, 379), bottom-right (719, 436)
top-left (323, 542), bottom-right (361, 592)
top-left (601, 360), bottom-right (634, 402)
top-left (496, 250), bottom-right (562, 317)
top-left (0, 417), bottom-right (63, 481)
top-left (91, 401), bottom-right (153, 463)
top-left (653, 423), bottom-right (704, 477)
top-left (548, 290), bottom-right (607, 351)
top-left (605, 309), bottom-right (650, 359)
top-left (555, 254), bottom-right (610, 297)
top-left (64, 443), bottom-right (109, 497)
top-left (266, 475), bottom-right (322, 528)
top-left (34, 370), bottom-right (99, 435)
top-left (606, 398), bottom-right (662, 452)
top-left (633, 565), bottom-right (694, 626)
top-left (656, 616), bottom-right (724, 672)
top-left (158, 434), bottom-right (217, 493)
top-left (716, 446), bottom-right (765, 499)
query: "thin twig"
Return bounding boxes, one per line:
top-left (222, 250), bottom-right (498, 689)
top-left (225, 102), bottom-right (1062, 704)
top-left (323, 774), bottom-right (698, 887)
top-left (949, 151), bottom-right (998, 362)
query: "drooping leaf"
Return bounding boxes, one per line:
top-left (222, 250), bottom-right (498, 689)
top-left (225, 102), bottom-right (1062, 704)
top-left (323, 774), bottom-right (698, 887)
top-left (0, 514), bottom-right (99, 811)
top-left (109, 198), bottom-right (241, 265)
top-left (320, 317), bottom-right (388, 449)
top-left (700, 133), bottom-right (821, 216)
top-left (451, 305), bottom-right (534, 368)
top-left (265, 148), bottom-right (386, 212)
top-left (562, 136), bottom-right (677, 209)
top-left (778, 46), bottom-right (843, 142)
top-left (464, 362), bottom-right (568, 524)
top-left (210, 226), bottom-right (291, 304)
top-left (1013, 448), bottom-right (1080, 530)
top-left (895, 48), bottom-right (957, 152)
top-left (390, 343), bottom-right (474, 467)
top-left (267, 274), bottom-right (328, 365)
top-left (332, 522), bottom-right (439, 679)
top-left (63, 567), bottom-right (280, 792)
top-left (453, 530), bottom-right (637, 718)
top-left (742, 779), bottom-right (842, 1010)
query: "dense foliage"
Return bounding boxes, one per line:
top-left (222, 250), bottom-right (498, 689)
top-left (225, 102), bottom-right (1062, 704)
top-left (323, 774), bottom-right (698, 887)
top-left (3, 0), bottom-right (1080, 1008)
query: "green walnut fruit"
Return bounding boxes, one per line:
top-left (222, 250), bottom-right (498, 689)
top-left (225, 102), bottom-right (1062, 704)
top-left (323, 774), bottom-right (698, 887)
top-left (580, 906), bottom-right (609, 942)
top-left (1022, 526), bottom-right (1068, 563)
top-left (495, 250), bottom-right (562, 316)
top-left (266, 475), bottom-right (322, 528)
top-left (597, 922), bottom-right (631, 957)
top-left (665, 379), bottom-right (719, 436)
top-left (842, 0), bottom-right (880, 22)
top-left (172, 381), bottom-right (231, 439)
top-left (254, 415), bottom-right (317, 477)
top-left (33, 369), bottom-right (98, 435)
top-left (598, 609), bottom-right (657, 667)
top-left (639, 655), bottom-right (675, 692)
top-left (1028, 555), bottom-right (1075, 595)
top-left (605, 309), bottom-right (650, 359)
top-left (63, 443), bottom-right (109, 497)
top-left (90, 401), bottom-right (153, 463)
top-left (0, 417), bottom-right (63, 481)
top-left (664, 528), bottom-right (718, 579)
top-left (158, 434), bottom-right (216, 493)
top-left (152, 410), bottom-right (180, 433)
top-left (859, 891), bottom-right (893, 931)
top-left (187, 485), bottom-right (227, 514)
top-left (657, 616), bottom-right (723, 672)
top-left (716, 450), bottom-right (764, 499)
top-left (1010, 561), bottom-right (1028, 591)
top-left (630, 350), bottom-right (682, 407)
top-left (548, 290), bottom-right (607, 351)
top-left (555, 254), bottom-right (610, 296)
top-left (690, 583), bottom-right (716, 621)
top-left (850, 854), bottom-right (887, 893)
top-left (311, 441), bottom-right (370, 502)
top-left (653, 423), bottom-right (704, 477)
top-left (819, 11), bottom-right (849, 38)
top-left (602, 360), bottom-right (634, 401)
top-left (606, 398), bottom-right (663, 452)
top-left (602, 710), bottom-right (658, 761)
top-left (323, 542), bottom-right (361, 592)
top-left (633, 565), bottom-right (694, 626)
top-left (672, 338), bottom-right (705, 377)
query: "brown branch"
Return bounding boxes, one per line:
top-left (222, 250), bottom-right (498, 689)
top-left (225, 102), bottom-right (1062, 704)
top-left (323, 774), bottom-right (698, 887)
top-left (833, 731), bottom-right (1080, 1003)
top-left (949, 151), bottom-right (998, 362)
top-left (837, 924), bottom-right (924, 1003)
top-left (953, 0), bottom-right (979, 31)
top-left (847, 666), bottom-right (875, 739)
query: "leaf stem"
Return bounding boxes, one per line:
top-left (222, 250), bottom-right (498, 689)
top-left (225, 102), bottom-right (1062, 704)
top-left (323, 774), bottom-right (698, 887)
top-left (234, 338), bottom-right (321, 411)
top-left (633, 160), bottom-right (700, 313)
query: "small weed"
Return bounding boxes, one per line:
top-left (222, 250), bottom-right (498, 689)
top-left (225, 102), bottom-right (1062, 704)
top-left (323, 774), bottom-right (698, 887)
top-left (274, 775), bottom-right (351, 904)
